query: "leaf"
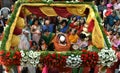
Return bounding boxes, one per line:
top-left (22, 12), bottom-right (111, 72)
top-left (79, 67), bottom-right (83, 73)
top-left (72, 68), bottom-right (79, 73)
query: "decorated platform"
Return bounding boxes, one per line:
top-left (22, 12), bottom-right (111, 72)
top-left (0, 0), bottom-right (118, 73)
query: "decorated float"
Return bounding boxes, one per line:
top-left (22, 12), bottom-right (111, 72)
top-left (0, 0), bottom-right (119, 73)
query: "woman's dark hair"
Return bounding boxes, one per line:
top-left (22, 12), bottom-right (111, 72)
top-left (72, 16), bottom-right (77, 22)
top-left (32, 18), bottom-right (41, 25)
top-left (60, 19), bottom-right (68, 26)
top-left (79, 33), bottom-right (86, 39)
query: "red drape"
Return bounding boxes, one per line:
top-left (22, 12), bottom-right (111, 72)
top-left (88, 19), bottom-right (94, 32)
top-left (25, 6), bottom-right (46, 18)
top-left (53, 7), bottom-right (72, 18)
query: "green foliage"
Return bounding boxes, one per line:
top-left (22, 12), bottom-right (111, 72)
top-left (0, 2), bottom-right (21, 51)
top-left (89, 4), bottom-right (111, 49)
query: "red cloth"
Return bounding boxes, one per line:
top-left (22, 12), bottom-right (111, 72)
top-left (105, 11), bottom-right (112, 16)
top-left (26, 6), bottom-right (46, 18)
top-left (77, 26), bottom-right (84, 35)
top-left (69, 22), bottom-right (77, 28)
top-left (88, 20), bottom-right (94, 32)
top-left (53, 7), bottom-right (72, 18)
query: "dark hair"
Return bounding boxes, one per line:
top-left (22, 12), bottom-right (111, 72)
top-left (32, 41), bottom-right (37, 46)
top-left (70, 29), bottom-right (77, 34)
top-left (43, 29), bottom-right (49, 33)
top-left (79, 33), bottom-right (86, 39)
top-left (58, 34), bottom-right (65, 39)
top-left (60, 20), bottom-right (68, 26)
top-left (72, 16), bottom-right (77, 22)
top-left (118, 45), bottom-right (120, 51)
top-left (118, 32), bottom-right (120, 36)
top-left (32, 18), bottom-right (41, 25)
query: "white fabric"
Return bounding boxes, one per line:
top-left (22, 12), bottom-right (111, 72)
top-left (18, 34), bottom-right (30, 50)
top-left (60, 35), bottom-right (65, 42)
top-left (28, 66), bottom-right (36, 73)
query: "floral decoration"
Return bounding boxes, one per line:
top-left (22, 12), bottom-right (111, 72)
top-left (0, 50), bottom-right (21, 66)
top-left (20, 50), bottom-right (40, 67)
top-left (66, 54), bottom-right (82, 68)
top-left (40, 53), bottom-right (67, 67)
top-left (98, 48), bottom-right (118, 67)
top-left (81, 49), bottom-right (99, 67)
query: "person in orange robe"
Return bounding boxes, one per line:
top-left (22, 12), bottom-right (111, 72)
top-left (52, 32), bottom-right (71, 51)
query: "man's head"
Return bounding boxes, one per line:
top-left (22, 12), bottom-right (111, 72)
top-left (101, 2), bottom-right (105, 5)
top-left (45, 19), bottom-right (50, 26)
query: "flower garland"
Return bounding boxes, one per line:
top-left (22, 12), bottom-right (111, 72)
top-left (20, 50), bottom-right (40, 67)
top-left (98, 48), bottom-right (118, 67)
top-left (81, 49), bottom-right (99, 67)
top-left (0, 50), bottom-right (21, 66)
top-left (66, 54), bottom-right (82, 68)
top-left (40, 53), bottom-right (67, 67)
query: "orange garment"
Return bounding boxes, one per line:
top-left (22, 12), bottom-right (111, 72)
top-left (52, 34), bottom-right (71, 51)
top-left (69, 34), bottom-right (79, 43)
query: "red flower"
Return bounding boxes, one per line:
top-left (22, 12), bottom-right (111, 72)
top-left (0, 50), bottom-right (4, 55)
top-left (82, 49), bottom-right (87, 53)
top-left (6, 52), bottom-right (10, 57)
top-left (15, 51), bottom-right (21, 55)
top-left (52, 53), bottom-right (56, 58)
top-left (13, 55), bottom-right (17, 59)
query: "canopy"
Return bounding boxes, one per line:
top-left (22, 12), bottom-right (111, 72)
top-left (1, 2), bottom-right (106, 51)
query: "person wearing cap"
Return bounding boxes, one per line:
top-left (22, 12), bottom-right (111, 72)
top-left (105, 11), bottom-right (119, 31)
top-left (103, 3), bottom-right (113, 18)
top-left (18, 29), bottom-right (30, 50)
top-left (52, 33), bottom-right (71, 51)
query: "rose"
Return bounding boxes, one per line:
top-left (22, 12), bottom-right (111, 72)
top-left (6, 52), bottom-right (10, 57)
top-left (0, 50), bottom-right (4, 55)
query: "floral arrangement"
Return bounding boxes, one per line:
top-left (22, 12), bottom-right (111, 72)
top-left (20, 50), bottom-right (40, 67)
top-left (98, 48), bottom-right (118, 67)
top-left (40, 53), bottom-right (67, 67)
top-left (66, 54), bottom-right (82, 68)
top-left (19, 0), bottom-right (53, 2)
top-left (81, 49), bottom-right (99, 67)
top-left (0, 50), bottom-right (21, 66)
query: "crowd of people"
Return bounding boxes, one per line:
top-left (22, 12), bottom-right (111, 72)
top-left (0, 0), bottom-right (120, 73)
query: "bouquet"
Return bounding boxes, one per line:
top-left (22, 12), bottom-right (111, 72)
top-left (0, 50), bottom-right (21, 66)
top-left (98, 48), bottom-right (118, 67)
top-left (66, 54), bottom-right (82, 68)
top-left (20, 50), bottom-right (40, 67)
top-left (40, 53), bottom-right (67, 67)
top-left (81, 49), bottom-right (99, 67)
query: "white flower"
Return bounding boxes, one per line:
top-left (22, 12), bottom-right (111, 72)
top-left (30, 59), bottom-right (34, 64)
top-left (20, 50), bottom-right (25, 57)
top-left (20, 50), bottom-right (40, 67)
top-left (28, 50), bottom-right (34, 58)
top-left (98, 49), bottom-right (118, 67)
top-left (66, 55), bottom-right (82, 68)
